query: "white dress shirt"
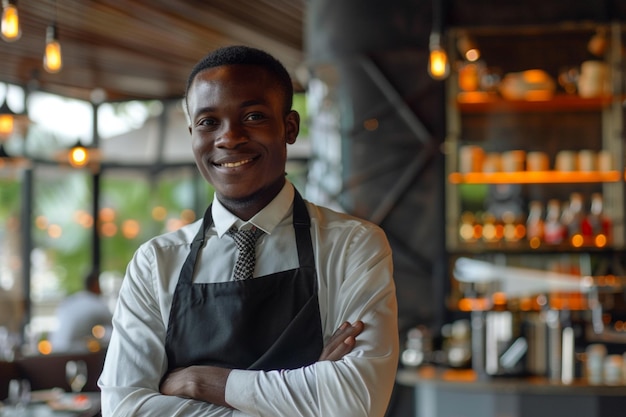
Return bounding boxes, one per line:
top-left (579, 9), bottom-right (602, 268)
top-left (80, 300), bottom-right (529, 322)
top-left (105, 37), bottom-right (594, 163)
top-left (98, 181), bottom-right (399, 417)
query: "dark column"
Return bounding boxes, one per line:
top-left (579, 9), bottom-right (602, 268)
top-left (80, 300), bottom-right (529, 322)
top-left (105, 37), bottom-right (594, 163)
top-left (20, 167), bottom-right (33, 344)
top-left (305, 0), bottom-right (447, 343)
top-left (304, 1), bottom-right (448, 416)
top-left (91, 103), bottom-right (101, 273)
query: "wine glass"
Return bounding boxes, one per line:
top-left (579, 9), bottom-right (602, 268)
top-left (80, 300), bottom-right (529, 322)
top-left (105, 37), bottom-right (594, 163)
top-left (8, 378), bottom-right (31, 413)
top-left (65, 360), bottom-right (88, 393)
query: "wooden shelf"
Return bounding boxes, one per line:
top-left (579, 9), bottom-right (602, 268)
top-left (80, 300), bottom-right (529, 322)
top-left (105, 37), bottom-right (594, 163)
top-left (448, 170), bottom-right (621, 184)
top-left (456, 94), bottom-right (615, 113)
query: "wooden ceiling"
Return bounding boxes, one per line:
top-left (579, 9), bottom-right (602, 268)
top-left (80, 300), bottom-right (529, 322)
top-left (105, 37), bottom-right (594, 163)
top-left (0, 0), bottom-right (305, 102)
top-left (4, 0), bottom-right (626, 103)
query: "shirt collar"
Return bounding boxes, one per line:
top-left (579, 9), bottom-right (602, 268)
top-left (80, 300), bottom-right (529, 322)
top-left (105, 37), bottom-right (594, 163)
top-left (212, 180), bottom-right (295, 237)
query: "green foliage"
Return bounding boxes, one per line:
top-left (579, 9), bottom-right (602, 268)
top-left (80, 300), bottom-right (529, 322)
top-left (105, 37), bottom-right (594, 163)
top-left (27, 167), bottom-right (213, 295)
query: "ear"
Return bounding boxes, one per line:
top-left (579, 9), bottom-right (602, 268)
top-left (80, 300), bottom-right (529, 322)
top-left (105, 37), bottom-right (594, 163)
top-left (285, 110), bottom-right (300, 145)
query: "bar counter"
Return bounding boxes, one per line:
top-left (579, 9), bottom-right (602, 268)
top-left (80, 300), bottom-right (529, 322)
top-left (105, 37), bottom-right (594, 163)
top-left (396, 365), bottom-right (626, 417)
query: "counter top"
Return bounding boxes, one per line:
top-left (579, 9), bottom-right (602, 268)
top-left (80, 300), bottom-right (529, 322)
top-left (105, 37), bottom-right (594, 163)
top-left (397, 365), bottom-right (626, 396)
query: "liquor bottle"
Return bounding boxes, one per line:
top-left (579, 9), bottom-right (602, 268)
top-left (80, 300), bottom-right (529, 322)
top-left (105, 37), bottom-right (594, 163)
top-left (582, 193), bottom-right (611, 247)
top-left (526, 201), bottom-right (544, 246)
top-left (459, 211), bottom-right (477, 243)
top-left (482, 212), bottom-right (499, 243)
top-left (566, 193), bottom-right (585, 247)
top-left (544, 199), bottom-right (564, 245)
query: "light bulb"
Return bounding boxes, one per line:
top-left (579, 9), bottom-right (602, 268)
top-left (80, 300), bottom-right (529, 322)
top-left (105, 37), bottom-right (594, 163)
top-left (1, 1), bottom-right (21, 42)
top-left (44, 24), bottom-right (63, 73)
top-left (428, 47), bottom-right (450, 80)
top-left (428, 32), bottom-right (450, 80)
top-left (69, 146), bottom-right (89, 168)
top-left (0, 113), bottom-right (14, 137)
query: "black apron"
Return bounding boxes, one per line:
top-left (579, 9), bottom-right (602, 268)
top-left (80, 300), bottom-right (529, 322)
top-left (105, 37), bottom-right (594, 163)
top-left (164, 190), bottom-right (323, 371)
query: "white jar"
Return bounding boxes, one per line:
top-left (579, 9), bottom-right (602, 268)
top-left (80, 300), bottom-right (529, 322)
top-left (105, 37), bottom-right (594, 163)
top-left (586, 344), bottom-right (607, 385)
top-left (603, 354), bottom-right (623, 385)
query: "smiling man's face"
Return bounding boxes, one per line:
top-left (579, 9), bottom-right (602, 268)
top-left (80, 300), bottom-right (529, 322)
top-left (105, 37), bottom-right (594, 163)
top-left (187, 64), bottom-right (299, 217)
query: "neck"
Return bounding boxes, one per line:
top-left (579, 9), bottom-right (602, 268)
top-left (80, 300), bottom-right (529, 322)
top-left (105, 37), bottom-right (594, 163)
top-left (219, 177), bottom-right (286, 221)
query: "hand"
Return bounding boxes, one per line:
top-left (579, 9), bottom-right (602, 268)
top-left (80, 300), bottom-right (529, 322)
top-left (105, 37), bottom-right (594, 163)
top-left (319, 321), bottom-right (364, 361)
top-left (160, 365), bottom-right (231, 407)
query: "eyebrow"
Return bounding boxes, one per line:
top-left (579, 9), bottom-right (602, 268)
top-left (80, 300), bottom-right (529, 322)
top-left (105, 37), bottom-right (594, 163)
top-left (192, 99), bottom-right (270, 118)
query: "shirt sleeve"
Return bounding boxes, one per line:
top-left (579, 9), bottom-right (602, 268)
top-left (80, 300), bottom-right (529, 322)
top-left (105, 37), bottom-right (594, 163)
top-left (98, 244), bottom-right (236, 417)
top-left (224, 221), bottom-right (399, 417)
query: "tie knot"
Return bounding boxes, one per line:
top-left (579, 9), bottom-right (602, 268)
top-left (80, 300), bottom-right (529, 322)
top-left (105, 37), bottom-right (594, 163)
top-left (227, 227), bottom-right (263, 250)
top-left (227, 228), bottom-right (263, 280)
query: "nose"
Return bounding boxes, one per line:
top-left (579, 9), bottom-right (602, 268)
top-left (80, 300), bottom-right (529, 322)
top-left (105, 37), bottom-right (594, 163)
top-left (215, 121), bottom-right (248, 148)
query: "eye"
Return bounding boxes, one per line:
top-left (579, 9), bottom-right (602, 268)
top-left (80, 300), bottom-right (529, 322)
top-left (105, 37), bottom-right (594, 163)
top-left (244, 112), bottom-right (266, 122)
top-left (196, 117), bottom-right (218, 128)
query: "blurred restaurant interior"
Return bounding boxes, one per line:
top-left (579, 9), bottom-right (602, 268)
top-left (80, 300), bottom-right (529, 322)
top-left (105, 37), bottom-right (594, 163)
top-left (2, 0), bottom-right (626, 416)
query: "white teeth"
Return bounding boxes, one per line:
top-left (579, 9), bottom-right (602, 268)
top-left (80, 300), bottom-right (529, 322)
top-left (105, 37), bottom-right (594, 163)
top-left (220, 158), bottom-right (253, 168)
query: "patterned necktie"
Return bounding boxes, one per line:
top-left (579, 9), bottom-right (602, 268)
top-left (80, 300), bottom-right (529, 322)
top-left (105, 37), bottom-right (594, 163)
top-left (227, 227), bottom-right (263, 280)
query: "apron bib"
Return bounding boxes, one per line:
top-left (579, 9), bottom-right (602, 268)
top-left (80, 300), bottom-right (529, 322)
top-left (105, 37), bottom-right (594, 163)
top-left (165, 190), bottom-right (323, 371)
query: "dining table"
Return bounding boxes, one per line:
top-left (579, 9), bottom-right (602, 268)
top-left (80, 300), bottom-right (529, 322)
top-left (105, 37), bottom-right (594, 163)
top-left (0, 391), bottom-right (100, 417)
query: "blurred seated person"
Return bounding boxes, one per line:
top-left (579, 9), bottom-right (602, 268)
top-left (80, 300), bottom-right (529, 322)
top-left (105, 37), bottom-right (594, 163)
top-left (50, 271), bottom-right (113, 352)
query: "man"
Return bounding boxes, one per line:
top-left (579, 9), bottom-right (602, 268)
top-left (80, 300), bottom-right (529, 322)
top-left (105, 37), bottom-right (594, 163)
top-left (99, 45), bottom-right (398, 417)
top-left (50, 271), bottom-right (112, 352)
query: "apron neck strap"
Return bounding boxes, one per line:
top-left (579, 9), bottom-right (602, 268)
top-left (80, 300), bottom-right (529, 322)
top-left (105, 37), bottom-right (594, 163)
top-left (178, 189), bottom-right (314, 284)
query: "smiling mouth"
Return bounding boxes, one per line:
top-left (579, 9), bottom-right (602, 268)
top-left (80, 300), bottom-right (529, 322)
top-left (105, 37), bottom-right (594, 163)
top-left (218, 158), bottom-right (254, 168)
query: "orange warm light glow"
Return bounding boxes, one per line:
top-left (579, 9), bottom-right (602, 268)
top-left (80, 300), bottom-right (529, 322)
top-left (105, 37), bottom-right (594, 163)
top-left (449, 170), bottom-right (620, 184)
top-left (492, 292), bottom-right (507, 306)
top-left (152, 206), bottom-right (167, 221)
top-left (38, 339), bottom-right (53, 355)
top-left (48, 224), bottom-right (62, 239)
top-left (571, 234), bottom-right (584, 248)
top-left (99, 207), bottom-right (116, 222)
top-left (35, 215), bottom-right (48, 230)
top-left (595, 234), bottom-right (608, 247)
top-left (458, 297), bottom-right (491, 311)
top-left (87, 340), bottom-right (101, 352)
top-left (549, 292), bottom-right (587, 311)
top-left (121, 219), bottom-right (140, 239)
top-left (101, 222), bottom-right (117, 237)
top-left (0, 113), bottom-right (14, 137)
top-left (68, 146), bottom-right (88, 167)
top-left (92, 325), bottom-right (106, 339)
top-left (428, 48), bottom-right (450, 80)
top-left (1, 3), bottom-right (21, 42)
top-left (74, 210), bottom-right (93, 228)
top-left (180, 209), bottom-right (196, 223)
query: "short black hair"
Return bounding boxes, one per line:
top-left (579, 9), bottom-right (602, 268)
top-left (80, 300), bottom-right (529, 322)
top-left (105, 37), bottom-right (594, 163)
top-left (185, 45), bottom-right (294, 114)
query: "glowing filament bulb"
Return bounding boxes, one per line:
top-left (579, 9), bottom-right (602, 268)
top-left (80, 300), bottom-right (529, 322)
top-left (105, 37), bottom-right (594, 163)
top-left (1, 2), bottom-right (21, 42)
top-left (44, 24), bottom-right (63, 73)
top-left (69, 146), bottom-right (89, 168)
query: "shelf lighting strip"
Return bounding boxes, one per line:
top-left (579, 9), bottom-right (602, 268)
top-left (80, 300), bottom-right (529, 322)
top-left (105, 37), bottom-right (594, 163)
top-left (448, 170), bottom-right (621, 184)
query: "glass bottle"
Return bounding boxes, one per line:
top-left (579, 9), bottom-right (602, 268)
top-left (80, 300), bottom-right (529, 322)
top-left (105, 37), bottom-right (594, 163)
top-left (566, 193), bottom-right (585, 247)
top-left (582, 193), bottom-right (611, 246)
top-left (526, 201), bottom-right (544, 245)
top-left (544, 199), bottom-right (564, 245)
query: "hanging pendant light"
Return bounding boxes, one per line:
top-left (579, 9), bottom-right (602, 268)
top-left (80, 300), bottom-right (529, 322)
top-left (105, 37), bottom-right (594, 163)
top-left (44, 23), bottom-right (62, 73)
top-left (1, 0), bottom-right (21, 42)
top-left (0, 84), bottom-right (30, 140)
top-left (68, 141), bottom-right (89, 168)
top-left (427, 0), bottom-right (450, 80)
top-left (58, 139), bottom-right (101, 169)
top-left (0, 97), bottom-right (16, 139)
top-left (428, 32), bottom-right (450, 80)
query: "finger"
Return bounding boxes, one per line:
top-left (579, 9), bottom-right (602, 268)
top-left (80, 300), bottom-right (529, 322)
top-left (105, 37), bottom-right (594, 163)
top-left (320, 321), bottom-right (365, 361)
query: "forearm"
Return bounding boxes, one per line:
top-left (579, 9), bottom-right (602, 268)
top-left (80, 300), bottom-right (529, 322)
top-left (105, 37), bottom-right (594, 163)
top-left (225, 353), bottom-right (397, 417)
top-left (160, 366), bottom-right (232, 407)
